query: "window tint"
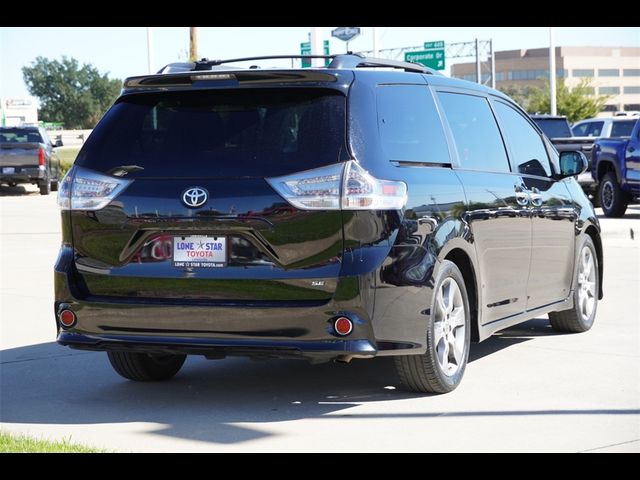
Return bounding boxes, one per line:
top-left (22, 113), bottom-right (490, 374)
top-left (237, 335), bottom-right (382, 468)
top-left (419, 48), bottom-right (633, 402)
top-left (0, 128), bottom-right (42, 144)
top-left (437, 92), bottom-right (509, 173)
top-left (533, 118), bottom-right (572, 138)
top-left (493, 101), bottom-right (551, 177)
top-left (611, 120), bottom-right (636, 137)
top-left (572, 122), bottom-right (589, 136)
top-left (77, 89), bottom-right (346, 178)
top-left (572, 121), bottom-right (603, 137)
top-left (588, 122), bottom-right (604, 137)
top-left (376, 85), bottom-right (450, 163)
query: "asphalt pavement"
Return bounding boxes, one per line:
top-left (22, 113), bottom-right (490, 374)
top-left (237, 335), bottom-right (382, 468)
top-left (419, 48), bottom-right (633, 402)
top-left (1, 183), bottom-right (638, 452)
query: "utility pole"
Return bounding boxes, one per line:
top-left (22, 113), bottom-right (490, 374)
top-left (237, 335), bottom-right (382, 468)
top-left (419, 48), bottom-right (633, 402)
top-left (372, 27), bottom-right (379, 57)
top-left (190, 27), bottom-right (198, 62)
top-left (475, 38), bottom-right (481, 84)
top-left (490, 39), bottom-right (495, 89)
top-left (310, 27), bottom-right (323, 67)
top-left (146, 27), bottom-right (154, 74)
top-left (549, 27), bottom-right (557, 115)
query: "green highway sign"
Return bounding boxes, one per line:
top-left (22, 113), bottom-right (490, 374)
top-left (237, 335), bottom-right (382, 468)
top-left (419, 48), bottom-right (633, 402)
top-left (301, 40), bottom-right (330, 68)
top-left (424, 40), bottom-right (445, 50)
top-left (405, 49), bottom-right (445, 70)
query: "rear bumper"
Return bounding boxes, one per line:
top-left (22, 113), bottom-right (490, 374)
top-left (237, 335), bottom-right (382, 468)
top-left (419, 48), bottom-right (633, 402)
top-left (58, 331), bottom-right (377, 361)
top-left (54, 247), bottom-right (380, 362)
top-left (0, 166), bottom-right (45, 184)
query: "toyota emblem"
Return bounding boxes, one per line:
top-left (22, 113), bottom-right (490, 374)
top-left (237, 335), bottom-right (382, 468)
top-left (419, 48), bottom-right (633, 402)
top-left (181, 187), bottom-right (209, 208)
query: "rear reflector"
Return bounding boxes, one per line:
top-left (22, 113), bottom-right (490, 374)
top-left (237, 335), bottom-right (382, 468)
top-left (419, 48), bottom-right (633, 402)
top-left (333, 316), bottom-right (353, 336)
top-left (58, 309), bottom-right (77, 328)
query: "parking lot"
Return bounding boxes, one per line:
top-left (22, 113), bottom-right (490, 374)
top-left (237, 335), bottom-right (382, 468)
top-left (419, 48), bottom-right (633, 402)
top-left (1, 184), bottom-right (638, 452)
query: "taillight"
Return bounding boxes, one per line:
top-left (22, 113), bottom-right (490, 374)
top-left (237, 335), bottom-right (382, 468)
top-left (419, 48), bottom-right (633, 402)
top-left (38, 147), bottom-right (45, 166)
top-left (266, 160), bottom-right (407, 211)
top-left (57, 166), bottom-right (132, 211)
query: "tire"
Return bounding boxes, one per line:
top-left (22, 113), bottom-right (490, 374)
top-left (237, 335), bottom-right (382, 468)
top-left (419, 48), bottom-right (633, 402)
top-left (549, 236), bottom-right (599, 333)
top-left (394, 260), bottom-right (471, 394)
top-left (51, 178), bottom-right (59, 192)
top-left (599, 172), bottom-right (628, 217)
top-left (107, 351), bottom-right (186, 381)
top-left (39, 178), bottom-right (51, 195)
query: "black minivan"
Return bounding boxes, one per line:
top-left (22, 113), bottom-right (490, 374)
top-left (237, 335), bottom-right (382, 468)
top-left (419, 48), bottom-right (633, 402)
top-left (54, 54), bottom-right (603, 393)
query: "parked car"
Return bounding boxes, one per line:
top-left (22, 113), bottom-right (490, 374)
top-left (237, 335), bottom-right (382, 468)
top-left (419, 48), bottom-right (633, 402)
top-left (54, 54), bottom-right (603, 394)
top-left (591, 118), bottom-right (640, 217)
top-left (530, 114), bottom-right (597, 197)
top-left (0, 126), bottom-right (62, 194)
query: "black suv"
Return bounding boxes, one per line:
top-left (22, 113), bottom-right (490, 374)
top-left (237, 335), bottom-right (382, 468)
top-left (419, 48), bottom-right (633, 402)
top-left (54, 54), bottom-right (603, 393)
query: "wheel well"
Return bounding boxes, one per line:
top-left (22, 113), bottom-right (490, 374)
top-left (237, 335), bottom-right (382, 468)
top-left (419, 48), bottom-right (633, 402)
top-left (445, 249), bottom-right (479, 342)
top-left (596, 160), bottom-right (615, 182)
top-left (584, 226), bottom-right (604, 300)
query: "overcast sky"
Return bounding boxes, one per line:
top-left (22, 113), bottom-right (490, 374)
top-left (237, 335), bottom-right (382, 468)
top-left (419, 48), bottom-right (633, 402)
top-left (1, 26), bottom-right (638, 99)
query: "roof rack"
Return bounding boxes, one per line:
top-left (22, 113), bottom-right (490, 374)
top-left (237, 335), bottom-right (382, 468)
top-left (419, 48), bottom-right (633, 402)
top-left (329, 54), bottom-right (438, 74)
top-left (156, 53), bottom-right (439, 75)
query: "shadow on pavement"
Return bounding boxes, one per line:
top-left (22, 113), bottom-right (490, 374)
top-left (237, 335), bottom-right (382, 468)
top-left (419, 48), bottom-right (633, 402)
top-left (0, 185), bottom-right (37, 197)
top-left (1, 318), bottom-right (637, 446)
top-left (596, 204), bottom-right (640, 221)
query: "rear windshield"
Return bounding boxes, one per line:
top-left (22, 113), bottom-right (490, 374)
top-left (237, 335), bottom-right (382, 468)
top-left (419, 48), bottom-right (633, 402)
top-left (77, 89), bottom-right (347, 178)
top-left (610, 120), bottom-right (636, 137)
top-left (532, 119), bottom-right (572, 138)
top-left (0, 128), bottom-right (42, 144)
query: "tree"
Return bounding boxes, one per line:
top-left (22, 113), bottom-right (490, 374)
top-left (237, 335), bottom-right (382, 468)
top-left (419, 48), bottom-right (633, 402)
top-left (22, 56), bottom-right (122, 129)
top-left (501, 78), bottom-right (609, 123)
top-left (498, 84), bottom-right (540, 113)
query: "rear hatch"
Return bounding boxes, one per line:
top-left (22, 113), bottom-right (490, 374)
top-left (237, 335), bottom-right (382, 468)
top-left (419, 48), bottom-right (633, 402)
top-left (68, 87), bottom-right (349, 303)
top-left (0, 127), bottom-right (43, 168)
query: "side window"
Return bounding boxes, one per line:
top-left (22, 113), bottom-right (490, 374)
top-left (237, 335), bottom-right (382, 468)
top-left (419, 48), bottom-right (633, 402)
top-left (493, 101), bottom-right (552, 177)
top-left (572, 122), bottom-right (589, 136)
top-left (610, 120), bottom-right (635, 137)
top-left (437, 92), bottom-right (510, 173)
top-left (376, 85), bottom-right (450, 163)
top-left (588, 121), bottom-right (604, 137)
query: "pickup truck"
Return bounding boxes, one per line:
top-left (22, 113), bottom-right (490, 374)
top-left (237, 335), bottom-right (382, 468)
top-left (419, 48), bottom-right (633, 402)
top-left (591, 118), bottom-right (640, 217)
top-left (0, 126), bottom-right (62, 195)
top-left (530, 114), bottom-right (597, 197)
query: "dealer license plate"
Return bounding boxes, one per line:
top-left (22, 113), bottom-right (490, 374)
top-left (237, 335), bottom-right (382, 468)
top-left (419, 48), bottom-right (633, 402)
top-left (2, 167), bottom-right (15, 174)
top-left (173, 235), bottom-right (227, 268)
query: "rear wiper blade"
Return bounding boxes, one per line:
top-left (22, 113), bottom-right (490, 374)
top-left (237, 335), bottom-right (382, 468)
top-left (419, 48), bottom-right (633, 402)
top-left (108, 165), bottom-right (145, 177)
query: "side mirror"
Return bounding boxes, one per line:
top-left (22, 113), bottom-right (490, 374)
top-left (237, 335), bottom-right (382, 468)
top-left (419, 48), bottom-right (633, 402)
top-left (559, 150), bottom-right (588, 177)
top-left (55, 138), bottom-right (64, 147)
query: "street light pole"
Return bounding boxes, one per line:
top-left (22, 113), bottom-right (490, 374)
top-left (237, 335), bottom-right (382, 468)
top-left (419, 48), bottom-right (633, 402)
top-left (549, 27), bottom-right (557, 115)
top-left (190, 27), bottom-right (198, 62)
top-left (146, 27), bottom-right (154, 74)
top-left (373, 27), bottom-right (379, 57)
top-left (475, 38), bottom-right (481, 84)
top-left (310, 27), bottom-right (323, 67)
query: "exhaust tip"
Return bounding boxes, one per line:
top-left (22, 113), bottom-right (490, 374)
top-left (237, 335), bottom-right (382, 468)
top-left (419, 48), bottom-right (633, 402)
top-left (58, 309), bottom-right (77, 329)
top-left (333, 316), bottom-right (353, 336)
